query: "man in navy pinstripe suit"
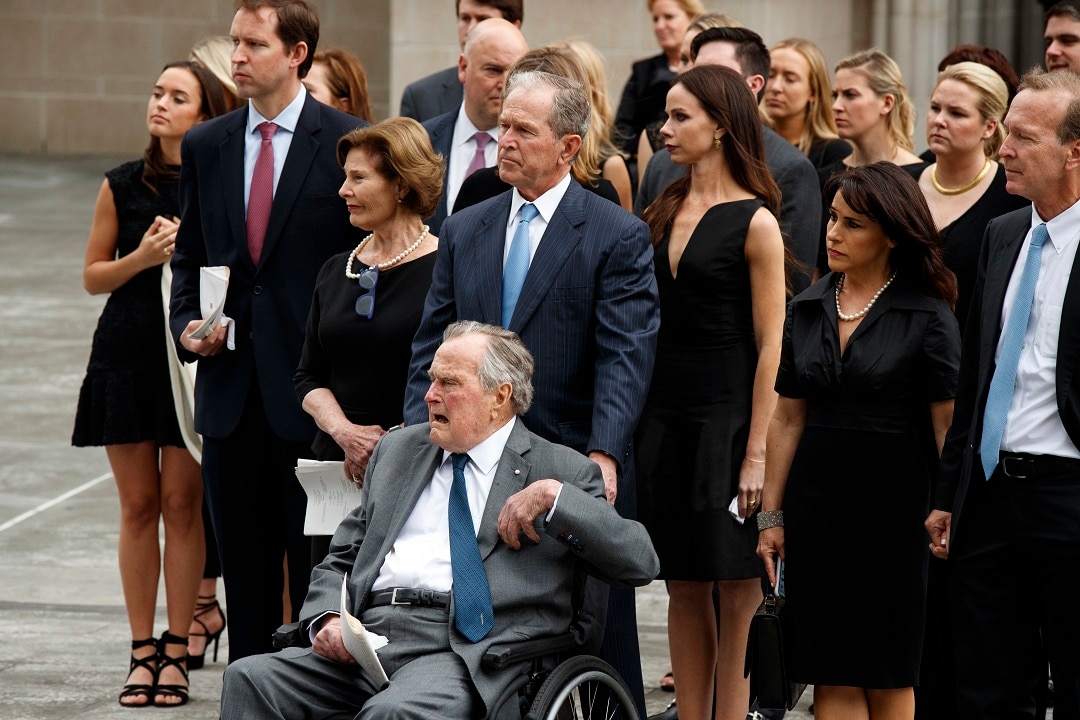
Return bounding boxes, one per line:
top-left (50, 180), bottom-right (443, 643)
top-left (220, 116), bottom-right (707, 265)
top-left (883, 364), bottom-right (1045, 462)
top-left (404, 70), bottom-right (659, 716)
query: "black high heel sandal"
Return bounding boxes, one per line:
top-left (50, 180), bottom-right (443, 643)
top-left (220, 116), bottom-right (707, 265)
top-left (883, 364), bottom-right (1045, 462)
top-left (118, 637), bottom-right (157, 708)
top-left (154, 632), bottom-right (189, 708)
top-left (188, 594), bottom-right (226, 670)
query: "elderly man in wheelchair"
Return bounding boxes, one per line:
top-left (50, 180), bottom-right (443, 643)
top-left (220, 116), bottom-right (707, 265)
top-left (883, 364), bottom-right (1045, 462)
top-left (221, 322), bottom-right (659, 719)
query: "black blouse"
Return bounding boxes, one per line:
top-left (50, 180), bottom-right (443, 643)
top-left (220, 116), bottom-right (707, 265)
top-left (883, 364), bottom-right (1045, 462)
top-left (294, 251), bottom-right (436, 460)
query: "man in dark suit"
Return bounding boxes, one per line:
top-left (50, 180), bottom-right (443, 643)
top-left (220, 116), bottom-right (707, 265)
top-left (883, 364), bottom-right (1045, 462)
top-left (220, 322), bottom-right (659, 719)
top-left (404, 70), bottom-right (659, 717)
top-left (169, 0), bottom-right (364, 662)
top-left (925, 68), bottom-right (1080, 719)
top-left (633, 25), bottom-right (821, 293)
top-left (422, 18), bottom-right (527, 236)
top-left (399, 0), bottom-right (524, 122)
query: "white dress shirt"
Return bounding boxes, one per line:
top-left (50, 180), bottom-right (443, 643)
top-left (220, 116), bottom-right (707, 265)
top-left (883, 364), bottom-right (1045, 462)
top-left (243, 85), bottom-right (307, 213)
top-left (504, 172), bottom-right (573, 267)
top-left (445, 104), bottom-right (498, 217)
top-left (998, 201), bottom-right (1080, 459)
top-left (371, 417), bottom-right (517, 592)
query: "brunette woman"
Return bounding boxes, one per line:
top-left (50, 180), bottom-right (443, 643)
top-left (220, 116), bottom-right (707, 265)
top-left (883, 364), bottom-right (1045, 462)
top-left (73, 61), bottom-right (227, 708)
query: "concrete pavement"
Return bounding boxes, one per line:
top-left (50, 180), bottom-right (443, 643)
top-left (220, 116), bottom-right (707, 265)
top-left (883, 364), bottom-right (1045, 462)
top-left (0, 154), bottom-right (815, 719)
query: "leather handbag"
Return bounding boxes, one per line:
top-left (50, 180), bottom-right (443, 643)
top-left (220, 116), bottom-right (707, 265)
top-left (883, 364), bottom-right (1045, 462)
top-left (743, 591), bottom-right (807, 710)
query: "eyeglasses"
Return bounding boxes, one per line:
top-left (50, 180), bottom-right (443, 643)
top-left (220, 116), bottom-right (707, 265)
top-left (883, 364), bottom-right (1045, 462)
top-left (355, 267), bottom-right (379, 319)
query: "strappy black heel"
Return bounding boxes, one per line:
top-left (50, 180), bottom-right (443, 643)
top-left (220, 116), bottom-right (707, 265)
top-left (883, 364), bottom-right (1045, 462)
top-left (154, 632), bottom-right (189, 708)
top-left (188, 594), bottom-right (226, 670)
top-left (118, 638), bottom-right (157, 708)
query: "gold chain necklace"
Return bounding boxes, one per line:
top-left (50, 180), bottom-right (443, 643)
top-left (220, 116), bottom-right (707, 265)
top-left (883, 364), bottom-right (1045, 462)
top-left (930, 159), bottom-right (991, 196)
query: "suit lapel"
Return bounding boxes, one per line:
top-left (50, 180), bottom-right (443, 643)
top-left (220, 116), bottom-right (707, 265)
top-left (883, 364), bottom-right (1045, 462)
top-left (477, 420), bottom-right (531, 559)
top-left (475, 194), bottom-right (513, 325)
top-left (509, 180), bottom-right (586, 331)
top-left (1057, 234), bottom-right (1080, 426)
top-left (258, 96), bottom-right (321, 272)
top-left (219, 113), bottom-right (252, 273)
top-left (981, 213), bottom-right (1028, 349)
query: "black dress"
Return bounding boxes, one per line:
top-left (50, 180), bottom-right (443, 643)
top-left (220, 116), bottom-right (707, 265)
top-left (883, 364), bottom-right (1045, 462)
top-left (807, 138), bottom-right (852, 172)
top-left (776, 274), bottom-right (960, 688)
top-left (294, 251), bottom-right (436, 462)
top-left (635, 200), bottom-right (764, 581)
top-left (72, 160), bottom-right (185, 448)
top-left (936, 164), bottom-right (1027, 325)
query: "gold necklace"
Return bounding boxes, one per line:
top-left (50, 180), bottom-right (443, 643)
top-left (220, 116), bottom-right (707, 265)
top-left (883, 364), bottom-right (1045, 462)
top-left (930, 159), bottom-right (992, 196)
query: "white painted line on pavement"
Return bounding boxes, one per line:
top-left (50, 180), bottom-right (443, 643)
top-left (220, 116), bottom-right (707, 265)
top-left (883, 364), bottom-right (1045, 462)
top-left (0, 472), bottom-right (112, 534)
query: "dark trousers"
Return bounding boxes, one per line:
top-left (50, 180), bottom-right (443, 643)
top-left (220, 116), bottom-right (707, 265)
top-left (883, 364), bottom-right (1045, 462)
top-left (950, 456), bottom-right (1080, 719)
top-left (202, 389), bottom-right (313, 663)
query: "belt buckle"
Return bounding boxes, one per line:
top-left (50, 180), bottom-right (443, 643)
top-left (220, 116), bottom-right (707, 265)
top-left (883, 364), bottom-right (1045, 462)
top-left (1001, 455), bottom-right (1033, 479)
top-left (390, 588), bottom-right (412, 605)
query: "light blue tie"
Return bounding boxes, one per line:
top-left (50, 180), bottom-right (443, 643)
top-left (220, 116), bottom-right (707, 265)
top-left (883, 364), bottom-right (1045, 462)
top-left (502, 203), bottom-right (539, 327)
top-left (980, 223), bottom-right (1050, 479)
top-left (448, 453), bottom-right (494, 642)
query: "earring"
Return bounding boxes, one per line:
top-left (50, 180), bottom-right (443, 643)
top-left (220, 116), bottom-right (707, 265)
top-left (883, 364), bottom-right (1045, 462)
top-left (713, 137), bottom-right (723, 150)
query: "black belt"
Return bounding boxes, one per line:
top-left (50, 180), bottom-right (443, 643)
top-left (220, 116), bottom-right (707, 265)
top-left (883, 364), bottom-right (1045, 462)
top-left (998, 452), bottom-right (1080, 479)
top-left (366, 587), bottom-right (451, 609)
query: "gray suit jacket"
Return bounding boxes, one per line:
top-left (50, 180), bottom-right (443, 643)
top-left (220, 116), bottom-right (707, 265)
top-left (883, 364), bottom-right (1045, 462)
top-left (400, 66), bottom-right (464, 123)
top-left (301, 420), bottom-right (659, 716)
top-left (634, 125), bottom-right (821, 293)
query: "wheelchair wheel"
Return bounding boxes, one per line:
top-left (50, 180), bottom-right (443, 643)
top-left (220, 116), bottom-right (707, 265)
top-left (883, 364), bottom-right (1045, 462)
top-left (525, 655), bottom-right (639, 720)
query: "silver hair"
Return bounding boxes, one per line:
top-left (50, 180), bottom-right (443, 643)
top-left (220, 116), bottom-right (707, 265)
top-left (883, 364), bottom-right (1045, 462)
top-left (442, 321), bottom-right (535, 414)
top-left (504, 70), bottom-right (591, 140)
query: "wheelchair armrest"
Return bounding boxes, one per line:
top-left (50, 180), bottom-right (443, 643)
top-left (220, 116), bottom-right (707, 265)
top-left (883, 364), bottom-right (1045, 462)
top-left (481, 633), bottom-right (578, 670)
top-left (273, 621), bottom-right (309, 650)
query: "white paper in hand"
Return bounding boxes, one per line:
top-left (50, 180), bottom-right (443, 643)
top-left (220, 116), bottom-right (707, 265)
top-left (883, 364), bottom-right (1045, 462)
top-left (295, 460), bottom-right (363, 536)
top-left (340, 575), bottom-right (389, 690)
top-left (187, 266), bottom-right (230, 340)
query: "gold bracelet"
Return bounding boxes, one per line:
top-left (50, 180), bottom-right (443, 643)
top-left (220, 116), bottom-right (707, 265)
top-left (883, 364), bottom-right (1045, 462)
top-left (745, 457), bottom-right (765, 464)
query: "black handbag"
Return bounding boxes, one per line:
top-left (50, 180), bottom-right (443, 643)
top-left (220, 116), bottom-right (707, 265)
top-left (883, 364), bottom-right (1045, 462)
top-left (743, 591), bottom-right (807, 710)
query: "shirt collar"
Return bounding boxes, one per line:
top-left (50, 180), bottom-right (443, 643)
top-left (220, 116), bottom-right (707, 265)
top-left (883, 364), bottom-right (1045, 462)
top-left (508, 172), bottom-right (572, 227)
top-left (452, 103), bottom-right (496, 149)
top-left (247, 85), bottom-right (307, 136)
top-left (1033, 198), bottom-right (1080, 254)
top-left (440, 416), bottom-right (517, 475)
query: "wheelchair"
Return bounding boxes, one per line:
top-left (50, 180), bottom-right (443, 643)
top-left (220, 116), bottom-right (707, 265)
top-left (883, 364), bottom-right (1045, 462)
top-left (273, 624), bottom-right (640, 720)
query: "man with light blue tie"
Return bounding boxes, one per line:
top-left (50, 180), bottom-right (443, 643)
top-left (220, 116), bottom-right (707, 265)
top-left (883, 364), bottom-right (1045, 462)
top-left (405, 70), bottom-right (659, 717)
top-left (421, 19), bottom-right (527, 236)
top-left (926, 67), bottom-right (1080, 719)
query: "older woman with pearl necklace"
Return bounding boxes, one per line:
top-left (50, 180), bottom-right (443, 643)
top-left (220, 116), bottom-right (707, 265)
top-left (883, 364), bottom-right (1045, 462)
top-left (917, 61), bottom-right (1028, 324)
top-left (295, 117), bottom-right (443, 564)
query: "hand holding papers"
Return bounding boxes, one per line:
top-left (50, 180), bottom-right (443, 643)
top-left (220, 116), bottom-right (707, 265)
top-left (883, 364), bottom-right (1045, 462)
top-left (340, 575), bottom-right (389, 689)
top-left (186, 266), bottom-right (235, 349)
top-left (295, 460), bottom-right (364, 535)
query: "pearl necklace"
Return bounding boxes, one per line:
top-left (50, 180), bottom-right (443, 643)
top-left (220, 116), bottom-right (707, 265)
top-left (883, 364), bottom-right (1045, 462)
top-left (345, 225), bottom-right (429, 279)
top-left (930, 159), bottom-right (991, 196)
top-left (835, 271), bottom-right (896, 322)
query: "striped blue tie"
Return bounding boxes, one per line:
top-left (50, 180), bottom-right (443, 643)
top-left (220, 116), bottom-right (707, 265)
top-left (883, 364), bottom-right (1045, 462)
top-left (448, 453), bottom-right (494, 642)
top-left (980, 223), bottom-right (1050, 480)
top-left (502, 203), bottom-right (538, 327)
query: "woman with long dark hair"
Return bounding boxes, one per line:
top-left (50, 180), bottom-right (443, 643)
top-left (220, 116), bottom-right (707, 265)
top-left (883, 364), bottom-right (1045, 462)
top-left (757, 163), bottom-right (961, 720)
top-left (73, 61), bottom-right (227, 707)
top-left (638, 64), bottom-right (787, 720)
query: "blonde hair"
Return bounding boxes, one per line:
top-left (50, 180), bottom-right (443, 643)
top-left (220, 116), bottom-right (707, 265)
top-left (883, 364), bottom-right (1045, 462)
top-left (688, 12), bottom-right (741, 32)
top-left (936, 62), bottom-right (1008, 158)
top-left (336, 118), bottom-right (445, 218)
top-left (559, 38), bottom-right (625, 163)
top-left (768, 38), bottom-right (840, 155)
top-left (835, 49), bottom-right (915, 152)
top-left (190, 35), bottom-right (242, 111)
top-left (647, 0), bottom-right (705, 16)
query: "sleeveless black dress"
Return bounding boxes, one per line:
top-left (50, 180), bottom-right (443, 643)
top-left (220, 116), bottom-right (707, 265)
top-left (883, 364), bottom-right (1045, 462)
top-left (72, 160), bottom-right (185, 448)
top-left (635, 199), bottom-right (764, 581)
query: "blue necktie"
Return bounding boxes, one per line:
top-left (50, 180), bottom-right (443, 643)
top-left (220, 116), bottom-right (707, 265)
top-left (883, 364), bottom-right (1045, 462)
top-left (448, 453), bottom-right (494, 642)
top-left (980, 223), bottom-right (1050, 479)
top-left (502, 203), bottom-right (539, 327)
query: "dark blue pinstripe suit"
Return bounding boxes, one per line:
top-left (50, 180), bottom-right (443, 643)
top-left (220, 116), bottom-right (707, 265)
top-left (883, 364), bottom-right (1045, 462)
top-left (403, 177), bottom-right (659, 715)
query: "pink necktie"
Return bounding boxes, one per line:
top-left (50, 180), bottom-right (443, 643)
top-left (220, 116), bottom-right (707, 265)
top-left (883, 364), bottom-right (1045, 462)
top-left (464, 132), bottom-right (492, 178)
top-left (247, 122), bottom-right (278, 264)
